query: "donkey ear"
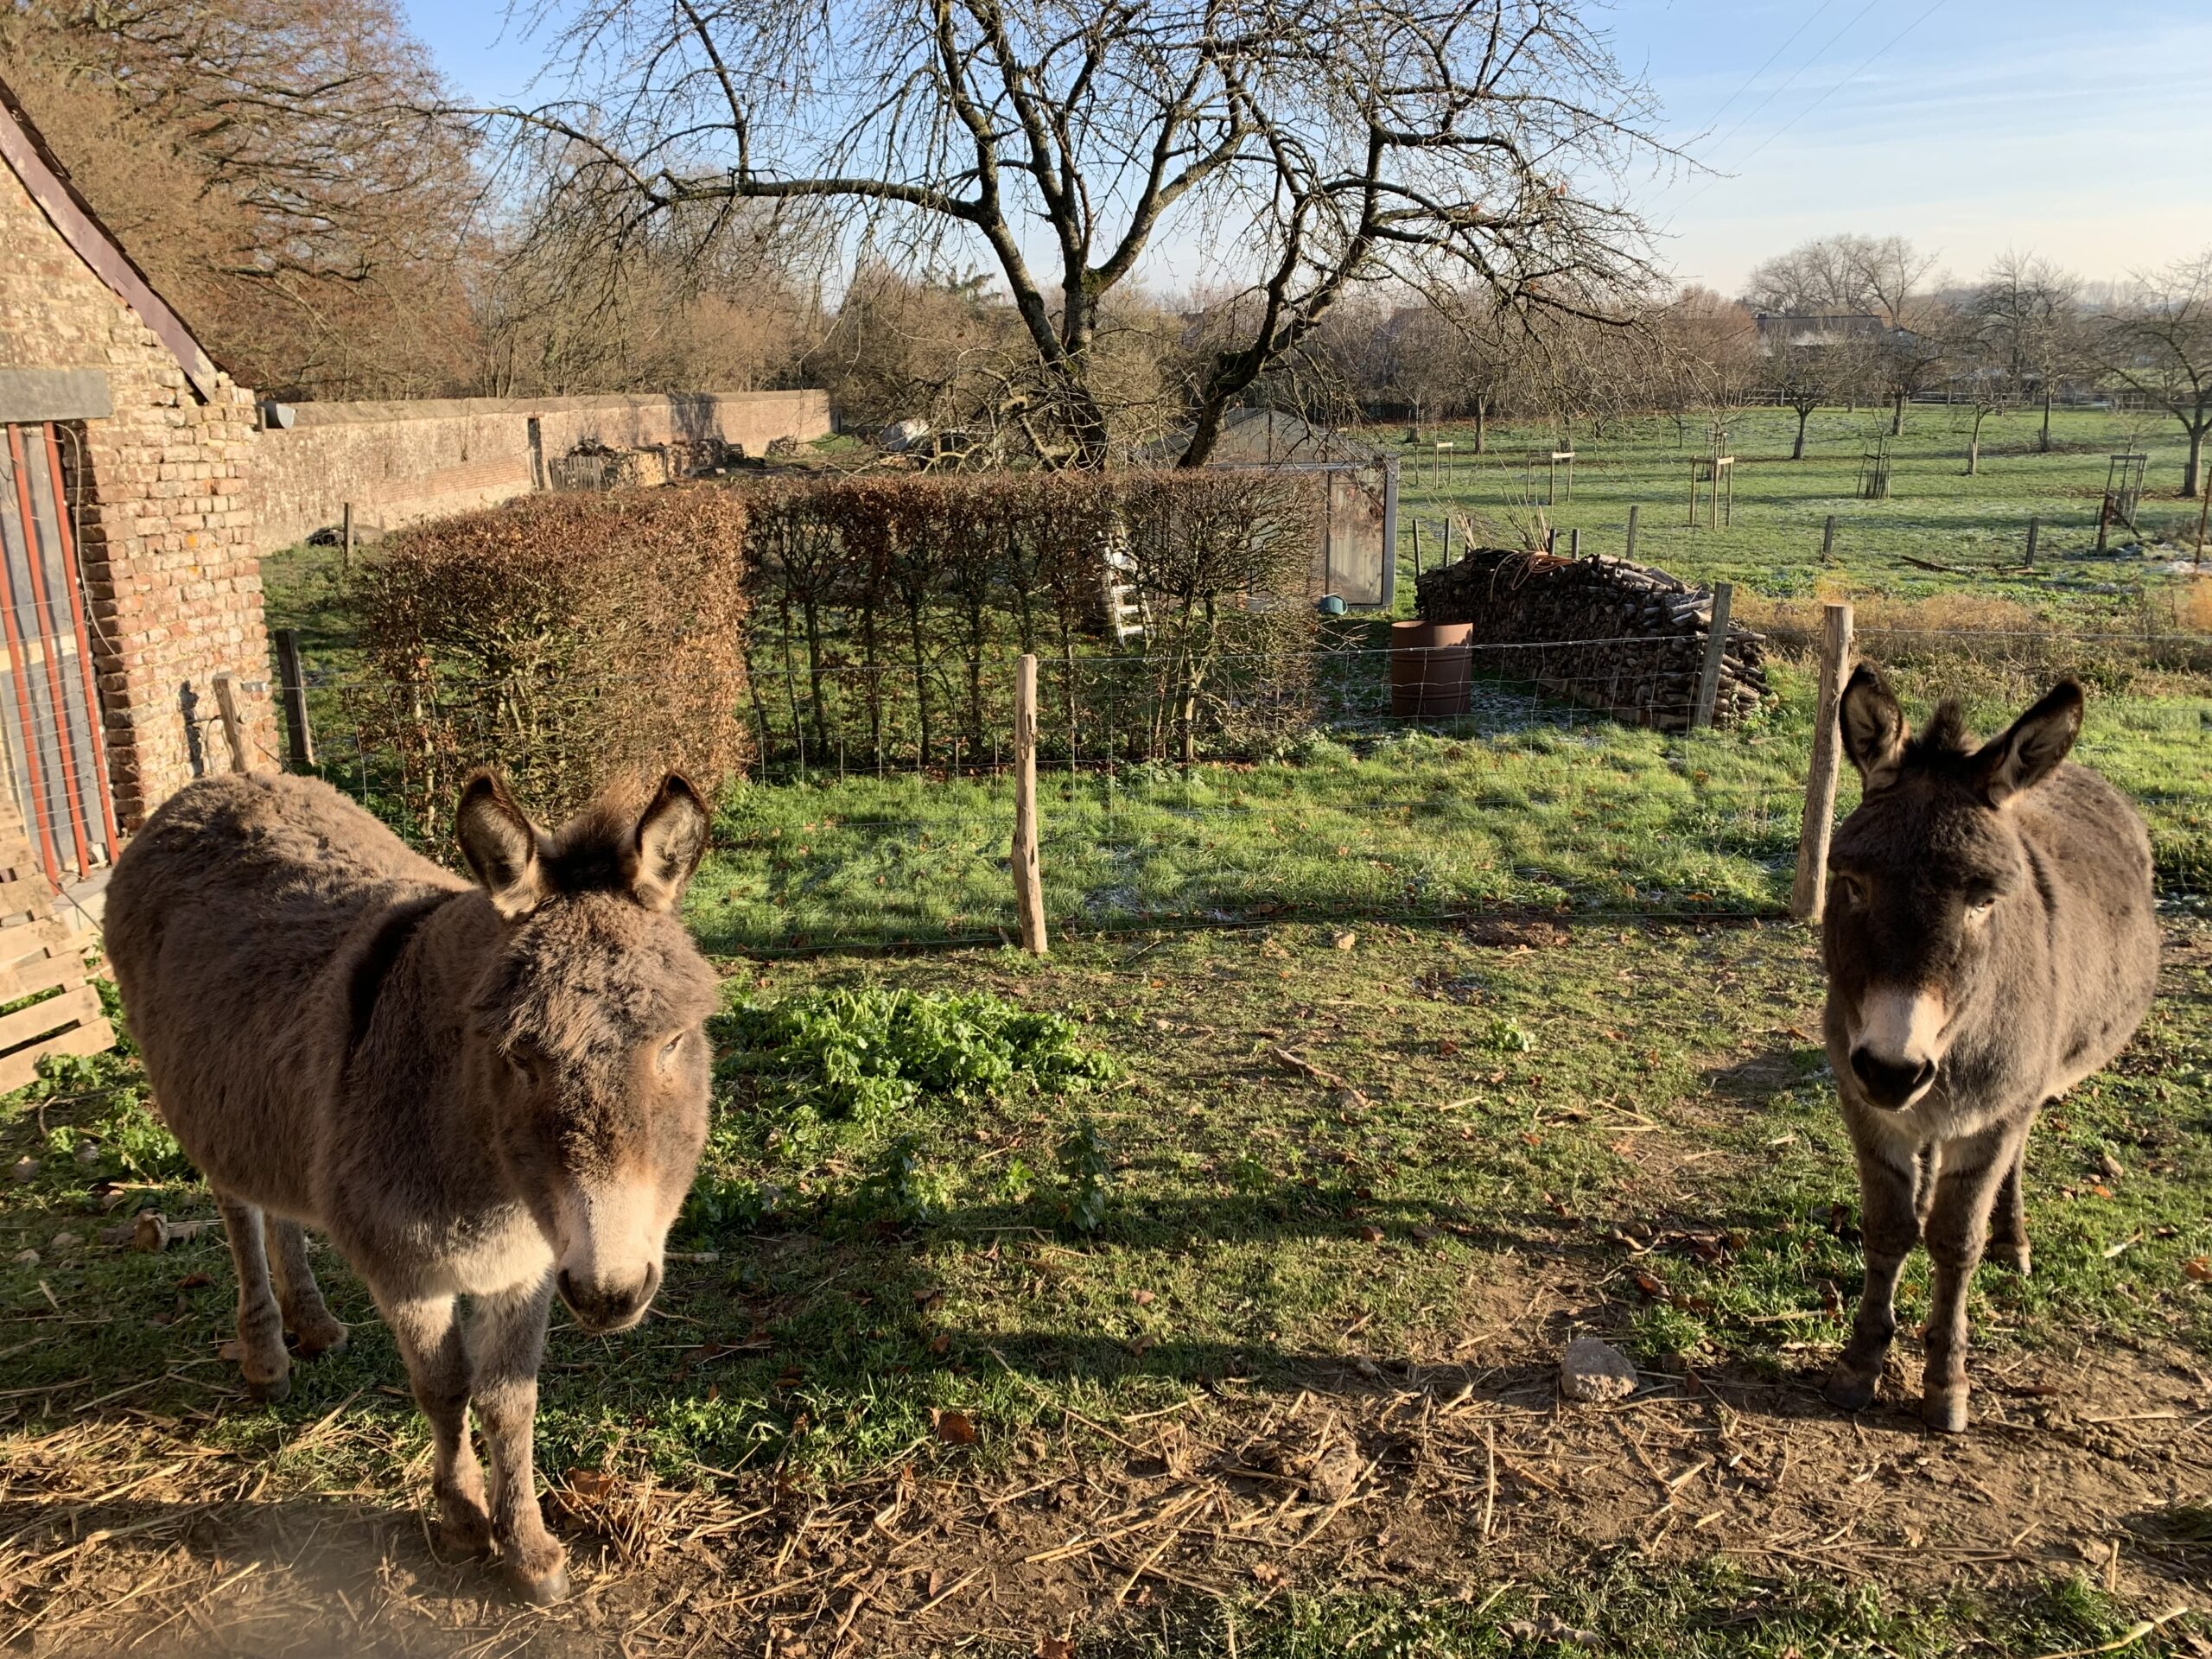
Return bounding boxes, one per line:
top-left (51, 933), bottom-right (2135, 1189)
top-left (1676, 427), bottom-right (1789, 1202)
top-left (626, 773), bottom-right (711, 912)
top-left (456, 771), bottom-right (545, 919)
top-left (1838, 665), bottom-right (1908, 791)
top-left (1974, 679), bottom-right (2082, 806)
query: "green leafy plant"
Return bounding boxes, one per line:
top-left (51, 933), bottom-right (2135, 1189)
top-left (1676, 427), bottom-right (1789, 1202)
top-left (1483, 1015), bottom-right (1536, 1054)
top-left (845, 1134), bottom-right (940, 1230)
top-left (717, 986), bottom-right (1116, 1135)
top-left (1055, 1117), bottom-right (1112, 1234)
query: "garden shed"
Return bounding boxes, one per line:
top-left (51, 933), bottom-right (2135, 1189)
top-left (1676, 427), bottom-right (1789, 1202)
top-left (0, 74), bottom-right (276, 885)
top-left (1157, 410), bottom-right (1400, 610)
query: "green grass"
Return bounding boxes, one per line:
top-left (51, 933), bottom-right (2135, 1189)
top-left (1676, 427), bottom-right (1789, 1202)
top-left (688, 668), bottom-right (2212, 950)
top-left (1388, 404), bottom-right (2209, 629)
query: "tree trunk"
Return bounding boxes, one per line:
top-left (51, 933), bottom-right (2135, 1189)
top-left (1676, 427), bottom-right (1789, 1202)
top-left (2186, 427), bottom-right (2205, 500)
top-left (2039, 390), bottom-right (2053, 454)
top-left (1792, 407), bottom-right (1810, 461)
top-left (1890, 392), bottom-right (1905, 436)
top-left (1472, 394), bottom-right (1487, 454)
top-left (1967, 408), bottom-right (1986, 476)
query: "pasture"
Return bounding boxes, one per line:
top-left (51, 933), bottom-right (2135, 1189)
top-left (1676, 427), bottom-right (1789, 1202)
top-left (1387, 405), bottom-right (2208, 632)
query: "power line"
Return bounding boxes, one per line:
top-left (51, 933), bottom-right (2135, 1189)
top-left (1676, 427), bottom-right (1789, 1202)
top-left (1658, 0), bottom-right (1950, 232)
top-left (1695, 0), bottom-right (1841, 142)
top-left (1727, 0), bottom-right (1954, 170)
top-left (1703, 0), bottom-right (1885, 161)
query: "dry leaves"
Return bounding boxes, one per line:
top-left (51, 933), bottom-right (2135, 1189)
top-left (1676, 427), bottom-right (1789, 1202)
top-left (934, 1410), bottom-right (978, 1446)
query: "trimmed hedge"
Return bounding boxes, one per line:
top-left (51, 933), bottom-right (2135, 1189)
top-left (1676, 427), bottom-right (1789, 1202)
top-left (358, 487), bottom-right (749, 840)
top-left (742, 468), bottom-right (1320, 769)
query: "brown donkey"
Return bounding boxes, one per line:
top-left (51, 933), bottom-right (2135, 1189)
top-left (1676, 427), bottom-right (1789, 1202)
top-left (105, 769), bottom-right (718, 1601)
top-left (1821, 670), bottom-right (2158, 1430)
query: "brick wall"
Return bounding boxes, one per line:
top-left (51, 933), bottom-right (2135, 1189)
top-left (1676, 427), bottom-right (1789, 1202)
top-left (253, 390), bottom-right (832, 552)
top-left (0, 159), bottom-right (276, 831)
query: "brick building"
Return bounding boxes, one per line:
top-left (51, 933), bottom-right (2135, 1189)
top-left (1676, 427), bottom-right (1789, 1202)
top-left (0, 75), bottom-right (275, 881)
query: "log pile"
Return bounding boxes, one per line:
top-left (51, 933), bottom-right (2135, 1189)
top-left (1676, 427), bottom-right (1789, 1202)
top-left (1414, 548), bottom-right (1770, 731)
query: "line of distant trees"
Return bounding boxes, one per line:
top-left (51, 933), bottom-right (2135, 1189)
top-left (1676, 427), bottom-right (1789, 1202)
top-left (4, 2), bottom-right (2205, 495)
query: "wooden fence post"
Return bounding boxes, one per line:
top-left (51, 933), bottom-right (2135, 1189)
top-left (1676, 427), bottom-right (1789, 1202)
top-left (212, 673), bottom-right (251, 774)
top-left (1690, 582), bottom-right (1733, 730)
top-left (1790, 602), bottom-right (1854, 922)
top-left (1567, 526), bottom-right (1580, 558)
top-left (1624, 504), bottom-right (1638, 561)
top-left (2024, 514), bottom-right (2039, 568)
top-left (273, 628), bottom-right (315, 770)
top-left (1821, 514), bottom-right (1837, 563)
top-left (1013, 652), bottom-right (1048, 956)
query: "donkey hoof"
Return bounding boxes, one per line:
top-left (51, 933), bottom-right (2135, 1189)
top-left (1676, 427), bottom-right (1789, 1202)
top-left (244, 1370), bottom-right (291, 1404)
top-left (2000, 1246), bottom-right (2032, 1279)
top-left (437, 1507), bottom-right (495, 1558)
top-left (1824, 1365), bottom-right (1879, 1412)
top-left (511, 1559), bottom-right (571, 1605)
top-left (292, 1321), bottom-right (348, 1359)
top-left (1923, 1386), bottom-right (1969, 1433)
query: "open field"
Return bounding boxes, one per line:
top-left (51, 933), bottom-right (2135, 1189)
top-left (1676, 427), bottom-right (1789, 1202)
top-left (0, 918), bottom-right (2208, 1654)
top-left (1387, 406), bottom-right (2209, 631)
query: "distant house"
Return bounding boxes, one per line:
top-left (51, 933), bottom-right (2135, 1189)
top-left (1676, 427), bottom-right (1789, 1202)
top-left (1147, 409), bottom-right (1400, 610)
top-left (1751, 313), bottom-right (1885, 352)
top-left (0, 74), bottom-right (275, 881)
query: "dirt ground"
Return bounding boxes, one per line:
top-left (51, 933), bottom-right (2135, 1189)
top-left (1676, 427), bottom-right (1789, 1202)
top-left (4, 1259), bottom-right (2207, 1657)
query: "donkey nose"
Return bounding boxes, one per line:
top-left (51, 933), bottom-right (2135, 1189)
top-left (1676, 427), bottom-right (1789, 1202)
top-left (556, 1262), bottom-right (661, 1332)
top-left (1850, 1046), bottom-right (1936, 1109)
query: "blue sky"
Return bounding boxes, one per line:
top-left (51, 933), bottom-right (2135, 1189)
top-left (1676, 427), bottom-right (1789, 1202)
top-left (404, 0), bottom-right (2211, 296)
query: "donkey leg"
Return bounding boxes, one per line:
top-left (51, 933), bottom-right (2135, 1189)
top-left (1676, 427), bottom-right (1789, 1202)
top-left (381, 1291), bottom-right (493, 1556)
top-left (214, 1192), bottom-right (290, 1403)
top-left (467, 1278), bottom-right (566, 1604)
top-left (263, 1217), bottom-right (348, 1357)
top-left (1992, 1147), bottom-right (2031, 1278)
top-left (1826, 1141), bottom-right (1922, 1412)
top-left (1920, 1125), bottom-right (2018, 1433)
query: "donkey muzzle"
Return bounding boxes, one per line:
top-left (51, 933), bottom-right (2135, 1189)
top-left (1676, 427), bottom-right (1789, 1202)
top-left (1849, 1046), bottom-right (1936, 1110)
top-left (556, 1261), bottom-right (661, 1333)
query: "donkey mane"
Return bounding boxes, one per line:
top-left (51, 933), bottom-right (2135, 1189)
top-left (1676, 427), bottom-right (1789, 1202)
top-left (1903, 701), bottom-right (1974, 765)
top-left (525, 774), bottom-right (658, 898)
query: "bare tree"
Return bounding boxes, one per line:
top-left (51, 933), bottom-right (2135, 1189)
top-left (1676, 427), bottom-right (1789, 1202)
top-left (1973, 251), bottom-right (2082, 454)
top-left (1743, 232), bottom-right (1933, 325)
top-left (1770, 327), bottom-right (1835, 460)
top-left (1652, 286), bottom-right (1758, 445)
top-left (481, 0), bottom-right (1667, 467)
top-left (2096, 251), bottom-right (2212, 498)
top-left (3, 0), bottom-right (483, 397)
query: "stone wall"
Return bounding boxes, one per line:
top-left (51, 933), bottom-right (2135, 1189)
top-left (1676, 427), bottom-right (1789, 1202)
top-left (1414, 549), bottom-right (1770, 731)
top-left (0, 157), bottom-right (276, 832)
top-left (251, 390), bottom-right (831, 553)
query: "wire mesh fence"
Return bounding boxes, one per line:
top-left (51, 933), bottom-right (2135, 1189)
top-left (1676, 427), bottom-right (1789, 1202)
top-left (264, 622), bottom-right (2212, 955)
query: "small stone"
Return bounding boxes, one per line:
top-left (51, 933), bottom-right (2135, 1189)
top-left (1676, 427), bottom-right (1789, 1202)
top-left (10, 1158), bottom-right (35, 1184)
top-left (10, 1249), bottom-right (39, 1267)
top-left (49, 1231), bottom-right (82, 1251)
top-left (73, 1141), bottom-right (101, 1168)
top-left (1560, 1337), bottom-right (1638, 1403)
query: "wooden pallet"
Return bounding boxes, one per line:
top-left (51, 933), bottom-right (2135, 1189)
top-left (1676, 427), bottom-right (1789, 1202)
top-left (0, 798), bottom-right (110, 1094)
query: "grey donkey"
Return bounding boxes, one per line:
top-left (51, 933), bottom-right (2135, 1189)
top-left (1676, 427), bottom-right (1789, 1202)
top-left (1820, 668), bottom-right (2158, 1430)
top-left (104, 769), bottom-right (720, 1601)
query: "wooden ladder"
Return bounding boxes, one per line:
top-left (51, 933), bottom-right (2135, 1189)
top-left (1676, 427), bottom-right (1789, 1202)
top-left (0, 793), bottom-right (110, 1093)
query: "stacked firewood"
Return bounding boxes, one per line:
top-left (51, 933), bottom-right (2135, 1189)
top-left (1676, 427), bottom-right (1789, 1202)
top-left (1414, 548), bottom-right (1770, 731)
